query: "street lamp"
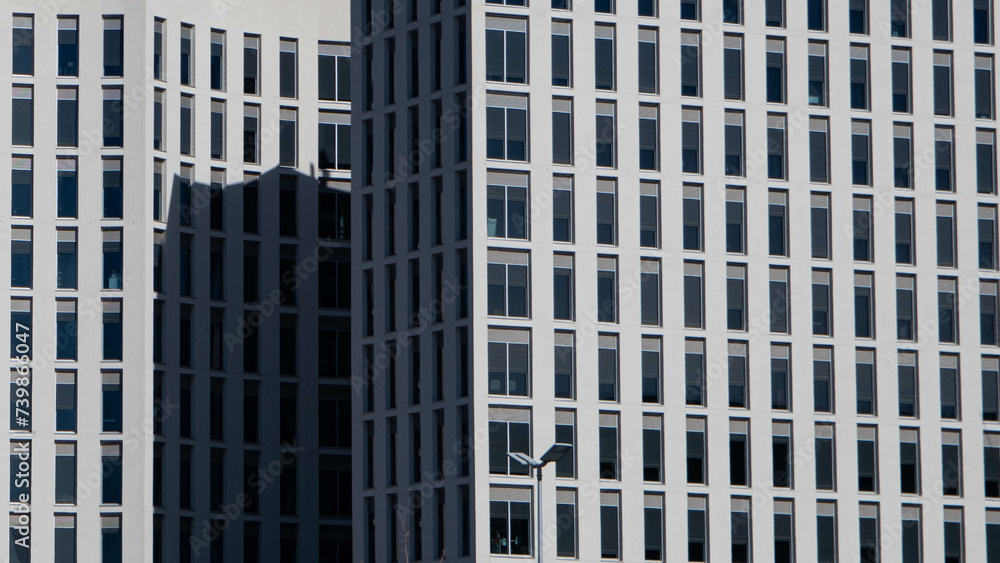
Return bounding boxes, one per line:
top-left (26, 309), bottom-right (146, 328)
top-left (507, 443), bottom-right (572, 563)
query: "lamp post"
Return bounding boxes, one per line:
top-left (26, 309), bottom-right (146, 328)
top-left (507, 443), bottom-right (572, 563)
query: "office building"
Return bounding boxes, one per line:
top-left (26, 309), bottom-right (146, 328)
top-left (353, 0), bottom-right (1000, 562)
top-left (3, 1), bottom-right (352, 561)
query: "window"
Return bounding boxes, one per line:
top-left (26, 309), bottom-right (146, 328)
top-left (940, 277), bottom-right (959, 344)
top-left (723, 0), bottom-right (742, 23)
top-left (486, 17), bottom-right (526, 84)
top-left (599, 413), bottom-right (619, 479)
top-left (643, 415), bottom-right (663, 481)
top-left (977, 55), bottom-right (995, 119)
top-left (813, 270), bottom-right (832, 336)
top-left (180, 25), bottom-right (194, 85)
top-left (600, 492), bottom-right (621, 560)
top-left (55, 443), bottom-right (76, 504)
top-left (979, 129), bottom-right (997, 194)
top-left (901, 507), bottom-right (922, 563)
top-left (802, 0), bottom-right (826, 29)
top-left (487, 250), bottom-right (529, 318)
top-left (641, 260), bottom-right (661, 326)
top-left (55, 515), bottom-right (76, 562)
top-left (989, 433), bottom-right (1000, 496)
top-left (318, 111), bottom-right (351, 170)
top-left (56, 230), bottom-right (77, 290)
top-left (858, 427), bottom-right (879, 492)
top-left (153, 90), bottom-right (165, 151)
top-left (686, 340), bottom-right (706, 406)
top-left (12, 15), bottom-right (33, 75)
top-left (892, 49), bottom-right (912, 113)
top-left (597, 335), bottom-right (619, 402)
top-left (555, 489), bottom-right (577, 557)
top-left (684, 262), bottom-right (704, 329)
top-left (553, 175), bottom-right (574, 242)
top-left (56, 88), bottom-right (78, 148)
top-left (488, 408), bottom-right (531, 476)
top-left (681, 0), bottom-right (700, 21)
top-left (851, 45), bottom-right (870, 110)
top-left (553, 254), bottom-right (574, 321)
top-left (934, 51), bottom-right (954, 116)
top-left (103, 88), bottom-right (123, 148)
top-left (595, 0), bottom-right (615, 13)
top-left (815, 424), bottom-right (836, 490)
top-left (938, 202), bottom-right (957, 267)
top-left (11, 228), bottom-right (31, 289)
top-left (595, 179), bottom-right (617, 244)
top-left (850, 0), bottom-right (868, 33)
top-left (244, 35), bottom-right (260, 94)
top-left (210, 30), bottom-right (225, 90)
top-left (680, 32), bottom-right (701, 97)
top-left (810, 117), bottom-right (830, 183)
top-left (489, 488), bottom-right (531, 556)
top-left (644, 494), bottom-right (664, 561)
top-left (103, 230), bottom-right (123, 289)
top-left (638, 29), bottom-right (658, 94)
top-left (682, 108), bottom-right (702, 174)
top-left (552, 98), bottom-right (574, 165)
top-left (103, 301), bottom-right (122, 361)
top-left (10, 299), bottom-right (31, 362)
top-left (984, 206), bottom-right (999, 270)
top-left (767, 114), bottom-right (787, 180)
top-left (985, 281), bottom-right (1000, 346)
top-left (488, 328), bottom-right (530, 397)
top-left (683, 184), bottom-right (703, 250)
top-left (898, 352), bottom-right (918, 417)
top-left (944, 508), bottom-right (965, 563)
top-left (595, 25), bottom-right (616, 91)
top-left (11, 157), bottom-right (31, 218)
top-left (12, 86), bottom-right (33, 147)
top-left (279, 39), bottom-right (298, 98)
top-left (103, 159), bottom-right (123, 219)
top-left (941, 355), bottom-right (961, 420)
top-left (639, 105), bottom-right (660, 170)
top-left (729, 342), bottom-right (748, 408)
top-left (730, 419), bottom-right (749, 485)
top-left (854, 197), bottom-right (873, 262)
top-left (937, 126), bottom-right (955, 191)
top-left (855, 273), bottom-right (875, 339)
top-left (891, 0), bottom-right (909, 37)
top-left (977, 0), bottom-right (994, 44)
top-left (724, 111), bottom-right (744, 176)
top-left (639, 181), bottom-right (660, 248)
top-left (212, 101), bottom-right (227, 161)
top-left (894, 124), bottom-right (913, 189)
top-left (687, 418), bottom-right (706, 484)
top-left (153, 19), bottom-right (164, 80)
top-left (101, 443), bottom-right (122, 504)
top-left (808, 42), bottom-right (827, 106)
top-left (897, 275), bottom-right (916, 340)
top-left (487, 172), bottom-right (528, 240)
top-left (942, 430), bottom-right (962, 495)
top-left (724, 34), bottom-right (743, 100)
top-left (595, 102), bottom-right (617, 168)
top-left (853, 120), bottom-right (872, 185)
top-left (770, 268), bottom-right (790, 333)
top-left (180, 94), bottom-right (194, 156)
top-left (103, 17), bottom-right (123, 76)
top-left (487, 94), bottom-right (528, 161)
top-left (727, 265), bottom-right (747, 331)
top-left (554, 333), bottom-right (575, 399)
top-left (989, 511), bottom-right (1000, 562)
top-left (55, 371), bottom-right (76, 432)
top-left (773, 422), bottom-right (792, 487)
top-left (731, 498), bottom-right (751, 563)
top-left (276, 107), bottom-right (296, 166)
top-left (552, 21), bottom-right (572, 87)
top-left (318, 43), bottom-right (351, 101)
top-left (103, 372), bottom-right (122, 433)
top-left (772, 345), bottom-right (791, 410)
top-left (934, 0), bottom-right (952, 40)
top-left (766, 0), bottom-right (784, 26)
top-left (857, 349), bottom-right (877, 414)
top-left (688, 497), bottom-right (708, 562)
top-left (766, 39), bottom-right (786, 103)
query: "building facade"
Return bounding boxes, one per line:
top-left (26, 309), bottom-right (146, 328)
top-left (353, 0), bottom-right (1000, 562)
top-left (2, 1), bottom-right (352, 561)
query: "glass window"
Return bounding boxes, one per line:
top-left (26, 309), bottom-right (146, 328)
top-left (58, 17), bottom-right (78, 76)
top-left (486, 17), bottom-right (527, 84)
top-left (244, 35), bottom-right (260, 95)
top-left (12, 15), bottom-right (33, 76)
top-left (12, 86), bottom-right (33, 147)
top-left (319, 43), bottom-right (351, 101)
top-left (211, 30), bottom-right (225, 90)
top-left (11, 157), bottom-right (31, 218)
top-left (280, 39), bottom-right (298, 98)
top-left (57, 230), bottom-right (77, 290)
top-left (486, 94), bottom-right (529, 162)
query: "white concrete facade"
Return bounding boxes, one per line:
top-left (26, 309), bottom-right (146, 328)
top-left (354, 0), bottom-right (1000, 562)
top-left (2, 1), bottom-right (352, 561)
